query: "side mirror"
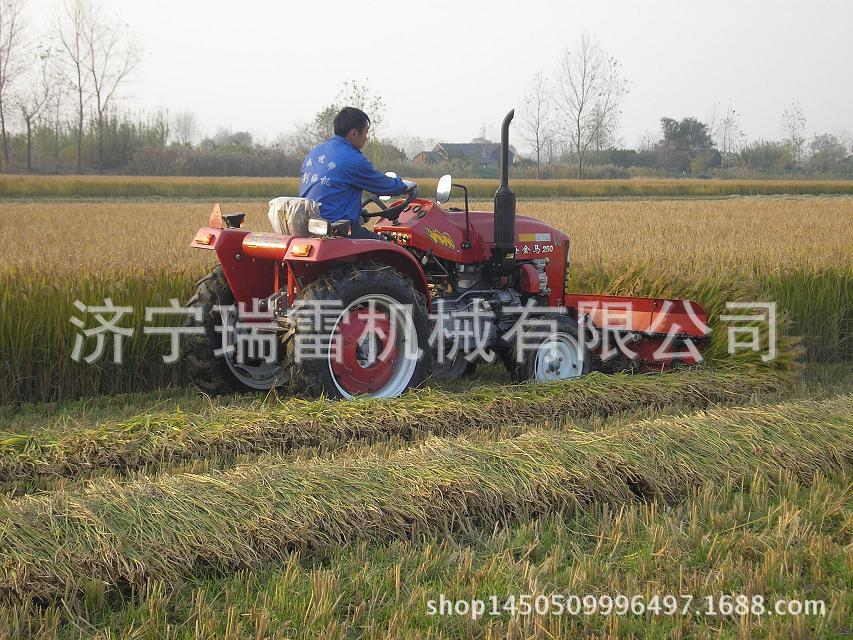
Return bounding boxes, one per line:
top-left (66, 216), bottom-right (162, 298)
top-left (436, 174), bottom-right (452, 204)
top-left (380, 171), bottom-right (398, 201)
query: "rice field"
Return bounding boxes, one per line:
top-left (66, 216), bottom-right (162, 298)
top-left (7, 469), bottom-right (847, 640)
top-left (0, 367), bottom-right (789, 495)
top-left (1, 195), bottom-right (850, 404)
top-left (3, 196), bottom-right (852, 274)
top-left (0, 395), bottom-right (850, 637)
top-left (1, 187), bottom-right (851, 638)
top-left (3, 397), bottom-right (851, 598)
top-left (1, 174), bottom-right (853, 199)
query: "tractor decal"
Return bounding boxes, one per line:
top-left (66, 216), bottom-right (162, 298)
top-left (426, 228), bottom-right (456, 249)
top-left (518, 243), bottom-right (554, 255)
top-left (518, 232), bottom-right (551, 242)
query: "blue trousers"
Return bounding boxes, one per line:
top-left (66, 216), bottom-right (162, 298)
top-left (348, 220), bottom-right (382, 240)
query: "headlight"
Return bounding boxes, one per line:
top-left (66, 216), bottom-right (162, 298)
top-left (307, 218), bottom-right (329, 236)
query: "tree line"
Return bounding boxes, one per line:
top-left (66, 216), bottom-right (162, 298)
top-left (0, 2), bottom-right (850, 179)
top-left (519, 35), bottom-right (852, 179)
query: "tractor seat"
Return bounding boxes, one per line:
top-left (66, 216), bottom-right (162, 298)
top-left (267, 196), bottom-right (322, 237)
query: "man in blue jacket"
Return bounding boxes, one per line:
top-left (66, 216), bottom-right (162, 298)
top-left (299, 107), bottom-right (410, 239)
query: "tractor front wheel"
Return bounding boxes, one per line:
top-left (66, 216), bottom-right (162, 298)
top-left (291, 264), bottom-right (432, 399)
top-left (502, 315), bottom-right (590, 384)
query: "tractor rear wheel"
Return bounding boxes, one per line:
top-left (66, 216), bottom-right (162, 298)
top-left (433, 353), bottom-right (479, 380)
top-left (290, 264), bottom-right (432, 399)
top-left (502, 314), bottom-right (590, 384)
top-left (181, 265), bottom-right (289, 394)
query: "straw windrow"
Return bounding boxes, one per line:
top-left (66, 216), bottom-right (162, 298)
top-left (0, 367), bottom-right (789, 485)
top-left (1, 395), bottom-right (849, 601)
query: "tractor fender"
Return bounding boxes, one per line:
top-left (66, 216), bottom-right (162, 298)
top-left (190, 227), bottom-right (277, 307)
top-left (284, 238), bottom-right (430, 301)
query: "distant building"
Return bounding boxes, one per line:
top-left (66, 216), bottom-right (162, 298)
top-left (412, 142), bottom-right (513, 168)
top-left (412, 150), bottom-right (443, 165)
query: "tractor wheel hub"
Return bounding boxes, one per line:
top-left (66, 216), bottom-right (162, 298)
top-left (331, 306), bottom-right (398, 395)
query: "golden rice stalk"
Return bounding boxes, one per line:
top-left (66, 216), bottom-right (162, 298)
top-left (0, 367), bottom-right (790, 485)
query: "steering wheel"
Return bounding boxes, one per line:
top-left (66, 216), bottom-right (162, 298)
top-left (360, 184), bottom-right (418, 224)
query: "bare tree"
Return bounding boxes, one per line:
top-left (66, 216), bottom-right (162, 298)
top-left (15, 47), bottom-right (53, 171)
top-left (637, 130), bottom-right (658, 153)
top-left (715, 103), bottom-right (745, 168)
top-left (172, 109), bottom-right (198, 146)
top-left (396, 134), bottom-right (437, 160)
top-left (555, 34), bottom-right (627, 179)
top-left (81, 2), bottom-right (141, 169)
top-left (289, 80), bottom-right (386, 154)
top-left (46, 72), bottom-right (66, 170)
top-left (0, 0), bottom-right (24, 169)
top-left (781, 102), bottom-right (807, 167)
top-left (590, 102), bottom-right (619, 152)
top-left (337, 79), bottom-right (385, 133)
top-left (57, 0), bottom-right (90, 173)
top-left (545, 137), bottom-right (557, 165)
top-left (520, 70), bottom-right (554, 179)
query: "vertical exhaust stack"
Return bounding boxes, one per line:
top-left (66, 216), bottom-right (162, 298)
top-left (492, 109), bottom-right (517, 265)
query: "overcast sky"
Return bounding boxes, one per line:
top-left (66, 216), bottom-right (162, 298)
top-left (27, 0), bottom-right (853, 150)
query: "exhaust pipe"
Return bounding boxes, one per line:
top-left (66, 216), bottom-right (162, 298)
top-left (492, 109), bottom-right (516, 264)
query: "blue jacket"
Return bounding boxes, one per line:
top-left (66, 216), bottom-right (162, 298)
top-left (298, 136), bottom-right (406, 223)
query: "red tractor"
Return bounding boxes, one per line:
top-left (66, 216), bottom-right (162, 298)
top-left (183, 111), bottom-right (708, 399)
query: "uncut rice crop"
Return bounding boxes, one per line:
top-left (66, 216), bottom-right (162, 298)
top-left (3, 197), bottom-right (851, 275)
top-left (1, 196), bottom-right (849, 403)
top-left (0, 366), bottom-right (790, 486)
top-left (0, 395), bottom-right (849, 601)
top-left (1, 174), bottom-right (853, 198)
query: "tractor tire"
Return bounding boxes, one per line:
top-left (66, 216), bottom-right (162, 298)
top-left (501, 314), bottom-right (590, 384)
top-left (181, 265), bottom-right (289, 395)
top-left (433, 353), bottom-right (479, 380)
top-left (291, 263), bottom-right (432, 399)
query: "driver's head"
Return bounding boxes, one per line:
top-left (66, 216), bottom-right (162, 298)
top-left (334, 107), bottom-right (370, 150)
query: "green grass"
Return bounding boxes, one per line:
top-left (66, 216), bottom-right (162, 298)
top-left (1, 396), bottom-right (849, 603)
top-left (2, 175), bottom-right (853, 199)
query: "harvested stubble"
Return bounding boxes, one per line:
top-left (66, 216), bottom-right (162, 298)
top-left (1, 395), bottom-right (849, 601)
top-left (0, 367), bottom-right (790, 486)
top-left (3, 472), bottom-right (848, 639)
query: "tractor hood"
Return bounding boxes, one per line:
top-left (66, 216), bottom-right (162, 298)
top-left (375, 200), bottom-right (569, 265)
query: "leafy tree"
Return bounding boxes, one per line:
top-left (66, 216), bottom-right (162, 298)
top-left (656, 117), bottom-right (718, 173)
top-left (738, 140), bottom-right (790, 174)
top-left (807, 133), bottom-right (849, 175)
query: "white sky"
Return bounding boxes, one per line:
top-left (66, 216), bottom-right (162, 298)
top-left (27, 0), bottom-right (853, 150)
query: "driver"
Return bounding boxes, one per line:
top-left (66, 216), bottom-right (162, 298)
top-left (299, 107), bottom-right (409, 240)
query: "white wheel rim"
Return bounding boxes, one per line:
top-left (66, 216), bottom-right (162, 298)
top-left (328, 293), bottom-right (419, 399)
top-left (219, 307), bottom-right (288, 389)
top-left (533, 332), bottom-right (583, 383)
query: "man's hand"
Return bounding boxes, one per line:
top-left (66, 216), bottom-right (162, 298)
top-left (402, 179), bottom-right (417, 192)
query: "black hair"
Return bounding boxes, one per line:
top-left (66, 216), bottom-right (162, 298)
top-left (333, 107), bottom-right (370, 137)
